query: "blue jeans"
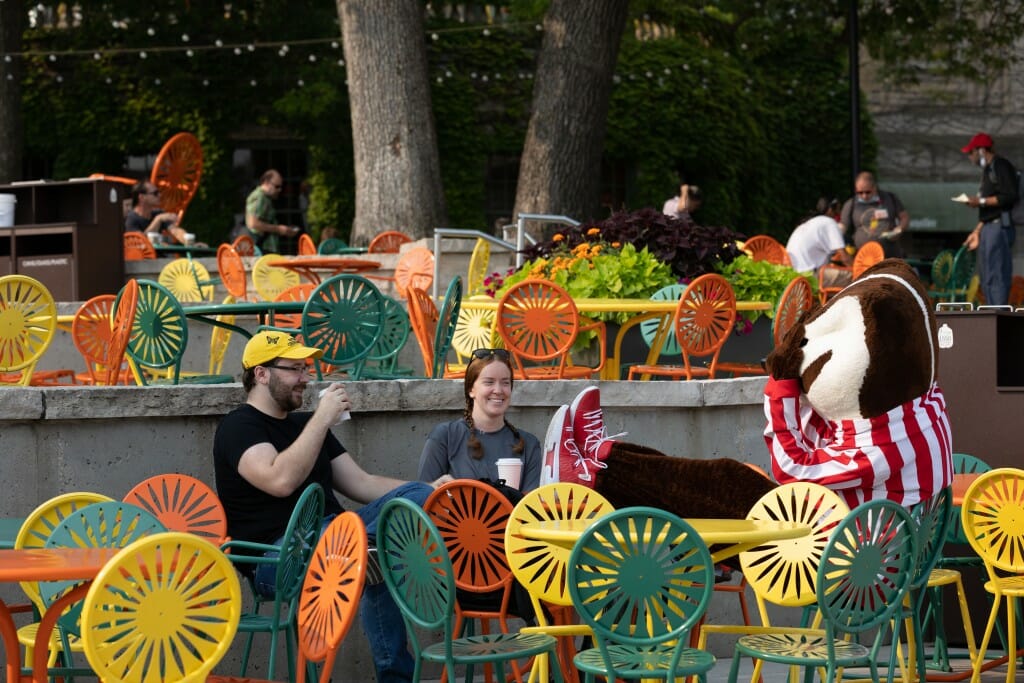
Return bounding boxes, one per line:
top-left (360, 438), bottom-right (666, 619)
top-left (255, 481), bottom-right (433, 683)
top-left (978, 219), bottom-right (1013, 306)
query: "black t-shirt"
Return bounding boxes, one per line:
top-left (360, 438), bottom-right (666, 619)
top-left (213, 404), bottom-right (345, 545)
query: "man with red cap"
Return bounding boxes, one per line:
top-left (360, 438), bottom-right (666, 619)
top-left (960, 132), bottom-right (1018, 305)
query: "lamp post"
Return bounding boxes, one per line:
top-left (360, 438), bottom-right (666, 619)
top-left (849, 0), bottom-right (860, 185)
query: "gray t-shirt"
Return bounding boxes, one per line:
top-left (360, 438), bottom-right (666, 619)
top-left (417, 419), bottom-right (542, 492)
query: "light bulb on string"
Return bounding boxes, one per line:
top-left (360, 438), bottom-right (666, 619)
top-left (246, 44), bottom-right (254, 51)
top-left (308, 54), bottom-right (317, 62)
top-left (186, 49), bottom-right (193, 57)
top-left (140, 51), bottom-right (147, 58)
top-left (48, 54), bottom-right (56, 61)
top-left (331, 41), bottom-right (338, 49)
top-left (298, 78), bottom-right (305, 86)
top-left (215, 39), bottom-right (223, 47)
top-left (93, 52), bottom-right (101, 60)
top-left (250, 79), bottom-right (257, 86)
top-left (234, 47), bottom-right (241, 55)
top-left (147, 27), bottom-right (154, 36)
top-left (181, 34), bottom-right (189, 42)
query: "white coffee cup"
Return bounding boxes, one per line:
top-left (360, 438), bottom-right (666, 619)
top-left (184, 232), bottom-right (197, 246)
top-left (318, 387), bottom-right (351, 424)
top-left (495, 458), bottom-right (523, 490)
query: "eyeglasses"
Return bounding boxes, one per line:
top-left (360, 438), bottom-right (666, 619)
top-left (263, 363), bottom-right (307, 374)
top-left (471, 348), bottom-right (510, 362)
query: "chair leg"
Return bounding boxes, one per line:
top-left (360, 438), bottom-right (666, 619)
top-left (973, 594), bottom-right (1002, 683)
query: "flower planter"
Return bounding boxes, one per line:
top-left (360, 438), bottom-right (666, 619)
top-left (604, 316), bottom-right (773, 378)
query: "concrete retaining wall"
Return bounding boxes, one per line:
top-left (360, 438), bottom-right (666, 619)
top-left (0, 377), bottom-right (779, 677)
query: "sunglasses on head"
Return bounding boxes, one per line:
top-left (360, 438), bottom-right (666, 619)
top-left (472, 348), bottom-right (510, 361)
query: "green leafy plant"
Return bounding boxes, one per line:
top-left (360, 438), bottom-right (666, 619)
top-left (497, 241), bottom-right (676, 348)
top-left (716, 255), bottom-right (819, 326)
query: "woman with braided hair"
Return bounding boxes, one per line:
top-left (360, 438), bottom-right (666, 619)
top-left (417, 348), bottom-right (542, 492)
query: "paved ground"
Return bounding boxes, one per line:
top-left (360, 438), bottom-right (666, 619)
top-left (422, 646), bottom-right (1013, 682)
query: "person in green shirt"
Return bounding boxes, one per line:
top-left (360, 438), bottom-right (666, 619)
top-left (245, 169), bottom-right (299, 253)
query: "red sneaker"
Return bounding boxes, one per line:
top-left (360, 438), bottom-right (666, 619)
top-left (541, 404), bottom-right (594, 486)
top-left (569, 386), bottom-right (625, 469)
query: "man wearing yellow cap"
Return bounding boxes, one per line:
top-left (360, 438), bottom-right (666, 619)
top-left (214, 331), bottom-right (452, 683)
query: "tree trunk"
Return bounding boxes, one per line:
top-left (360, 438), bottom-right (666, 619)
top-left (337, 0), bottom-right (446, 246)
top-left (0, 0), bottom-right (24, 183)
top-left (514, 0), bottom-right (630, 223)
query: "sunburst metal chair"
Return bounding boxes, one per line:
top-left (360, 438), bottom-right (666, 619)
top-left (377, 497), bottom-right (563, 683)
top-left (496, 278), bottom-right (605, 380)
top-left (627, 273), bottom-right (736, 380)
top-left (727, 499), bottom-right (917, 683)
top-left (81, 532), bottom-right (241, 683)
top-left (0, 274), bottom-right (58, 386)
top-left (123, 473), bottom-right (229, 546)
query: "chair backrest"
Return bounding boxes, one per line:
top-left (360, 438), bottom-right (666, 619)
top-left (852, 241), bottom-right (885, 279)
top-left (406, 285), bottom-right (439, 377)
top-left (908, 486), bottom-right (953, 590)
top-left (124, 279), bottom-right (191, 384)
top-left (295, 512), bottom-right (367, 683)
top-left (15, 491), bottom-right (114, 608)
top-left (273, 483), bottom-right (327, 604)
top-left (39, 501), bottom-right (168, 635)
top-left (930, 249), bottom-right (955, 290)
top-left (431, 275), bottom-right (462, 378)
top-left (123, 232), bottom-right (156, 260)
top-left (946, 453), bottom-right (991, 545)
top-left (158, 258), bottom-right (214, 302)
top-left (949, 245), bottom-right (975, 292)
top-left (467, 238), bottom-right (491, 295)
top-left (424, 480), bottom-right (515, 595)
top-left (232, 233), bottom-right (260, 257)
top-left (568, 507), bottom-right (714, 663)
top-left (102, 279), bottom-right (140, 386)
top-left (817, 499), bottom-right (916, 639)
top-left (123, 473), bottom-right (229, 545)
top-left (450, 306), bottom-right (496, 365)
top-left (960, 467), bottom-right (1024, 575)
top-left (744, 235), bottom-right (790, 265)
top-left (217, 243), bottom-right (248, 300)
top-left (740, 481), bottom-right (850, 611)
top-left (208, 294), bottom-right (235, 375)
top-left (639, 283), bottom-right (686, 356)
top-left (772, 275), bottom-right (815, 347)
top-left (368, 230), bottom-right (413, 254)
top-left (80, 532), bottom-right (241, 683)
top-left (301, 274), bottom-right (385, 379)
top-left (670, 273), bottom-right (736, 377)
top-left (318, 237), bottom-right (350, 255)
top-left (252, 253), bottom-right (301, 301)
top-left (150, 131), bottom-right (202, 216)
top-left (273, 282), bottom-right (315, 329)
top-left (72, 294), bottom-right (118, 384)
top-left (393, 247), bottom-right (435, 299)
top-left (365, 295), bottom-right (411, 370)
top-left (298, 233), bottom-right (317, 256)
top-left (378, 498), bottom-right (457, 638)
top-left (505, 483), bottom-right (614, 610)
top-left (0, 274), bottom-right (57, 384)
top-left (496, 278), bottom-right (580, 377)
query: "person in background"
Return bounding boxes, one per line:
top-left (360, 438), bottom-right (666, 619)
top-left (417, 348), bottom-right (542, 492)
top-left (213, 331), bottom-right (452, 683)
top-left (960, 132), bottom-right (1019, 306)
top-left (786, 197), bottom-right (853, 287)
top-left (125, 180), bottom-right (184, 244)
top-left (245, 169), bottom-right (300, 254)
top-left (662, 180), bottom-right (703, 223)
top-left (839, 171), bottom-right (909, 257)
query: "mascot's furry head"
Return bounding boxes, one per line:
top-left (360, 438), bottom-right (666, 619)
top-left (763, 259), bottom-right (953, 507)
top-left (766, 259), bottom-right (936, 419)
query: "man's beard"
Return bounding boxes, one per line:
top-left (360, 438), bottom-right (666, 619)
top-left (269, 373), bottom-right (304, 412)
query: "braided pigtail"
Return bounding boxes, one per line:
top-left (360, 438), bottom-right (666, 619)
top-left (503, 418), bottom-right (526, 455)
top-left (464, 406), bottom-right (484, 460)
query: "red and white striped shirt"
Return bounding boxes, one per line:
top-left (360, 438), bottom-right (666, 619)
top-left (763, 377), bottom-right (953, 508)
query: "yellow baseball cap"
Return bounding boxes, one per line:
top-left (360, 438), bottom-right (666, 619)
top-left (242, 331), bottom-right (322, 369)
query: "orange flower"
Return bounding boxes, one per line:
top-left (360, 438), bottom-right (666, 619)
top-left (587, 228), bottom-right (601, 236)
top-left (611, 241), bottom-right (621, 248)
top-left (552, 234), bottom-right (564, 242)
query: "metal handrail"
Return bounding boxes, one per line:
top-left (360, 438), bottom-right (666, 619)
top-left (431, 213), bottom-right (580, 298)
top-left (432, 228), bottom-right (516, 300)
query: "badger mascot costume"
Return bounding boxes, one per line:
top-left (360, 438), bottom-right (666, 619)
top-left (763, 258), bottom-right (953, 507)
top-left (593, 258), bottom-right (952, 527)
